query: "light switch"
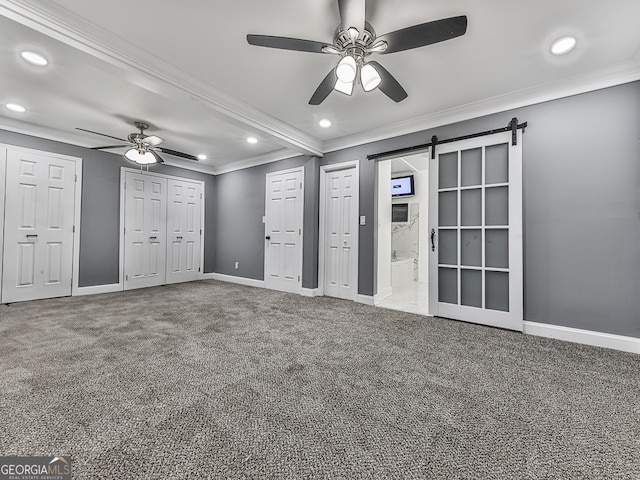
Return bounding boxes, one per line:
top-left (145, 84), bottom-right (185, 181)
top-left (359, 216), bottom-right (366, 226)
top-left (262, 216), bottom-right (266, 224)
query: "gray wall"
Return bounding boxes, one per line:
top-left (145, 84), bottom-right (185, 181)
top-left (213, 155), bottom-right (319, 288)
top-left (2, 81), bottom-right (638, 338)
top-left (0, 130), bottom-right (216, 286)
top-left (214, 81), bottom-right (640, 338)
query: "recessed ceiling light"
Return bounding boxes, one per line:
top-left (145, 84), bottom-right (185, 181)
top-left (197, 154), bottom-right (207, 160)
top-left (247, 137), bottom-right (258, 144)
top-left (20, 50), bottom-right (48, 66)
top-left (550, 36), bottom-right (577, 56)
top-left (6, 103), bottom-right (26, 113)
top-left (319, 119), bottom-right (332, 128)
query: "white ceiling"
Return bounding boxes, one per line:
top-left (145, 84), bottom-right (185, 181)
top-left (1, 0), bottom-right (639, 174)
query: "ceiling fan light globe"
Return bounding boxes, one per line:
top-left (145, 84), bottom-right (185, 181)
top-left (336, 55), bottom-right (357, 83)
top-left (334, 78), bottom-right (354, 96)
top-left (361, 63), bottom-right (382, 92)
top-left (125, 148), bottom-right (158, 165)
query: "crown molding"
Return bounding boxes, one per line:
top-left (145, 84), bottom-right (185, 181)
top-left (212, 149), bottom-right (302, 175)
top-left (0, 118), bottom-right (293, 176)
top-left (0, 0), bottom-right (323, 157)
top-left (324, 60), bottom-right (640, 153)
top-left (0, 116), bottom-right (97, 149)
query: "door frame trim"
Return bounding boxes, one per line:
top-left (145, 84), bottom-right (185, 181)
top-left (0, 143), bottom-right (83, 303)
top-left (263, 165), bottom-right (305, 294)
top-left (119, 167), bottom-right (206, 291)
top-left (318, 160), bottom-right (360, 300)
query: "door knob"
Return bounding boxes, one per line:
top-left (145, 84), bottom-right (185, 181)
top-left (265, 236), bottom-right (271, 240)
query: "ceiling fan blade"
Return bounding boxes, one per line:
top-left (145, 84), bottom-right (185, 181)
top-left (90, 145), bottom-right (130, 150)
top-left (368, 61), bottom-right (408, 102)
top-left (379, 15), bottom-right (468, 54)
top-left (338, 0), bottom-right (365, 35)
top-left (155, 147), bottom-right (199, 161)
top-left (247, 34), bottom-right (332, 53)
top-left (151, 151), bottom-right (164, 164)
top-left (75, 127), bottom-right (128, 142)
top-left (143, 135), bottom-right (164, 146)
top-left (309, 68), bottom-right (337, 105)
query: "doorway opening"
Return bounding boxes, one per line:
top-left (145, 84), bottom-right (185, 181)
top-left (375, 152), bottom-right (430, 315)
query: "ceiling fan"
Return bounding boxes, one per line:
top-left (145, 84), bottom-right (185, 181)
top-left (247, 0), bottom-right (467, 104)
top-left (76, 122), bottom-right (199, 165)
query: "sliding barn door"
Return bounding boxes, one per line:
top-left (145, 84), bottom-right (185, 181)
top-left (2, 149), bottom-right (77, 303)
top-left (428, 131), bottom-right (523, 331)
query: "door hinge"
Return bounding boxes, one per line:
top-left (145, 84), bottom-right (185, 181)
top-left (72, 225), bottom-right (75, 233)
top-left (298, 275), bottom-right (300, 282)
top-left (300, 182), bottom-right (302, 189)
top-left (198, 267), bottom-right (201, 272)
top-left (75, 174), bottom-right (78, 182)
top-left (299, 228), bottom-right (301, 235)
top-left (200, 193), bottom-right (203, 199)
top-left (200, 229), bottom-right (203, 235)
top-left (126, 274), bottom-right (128, 281)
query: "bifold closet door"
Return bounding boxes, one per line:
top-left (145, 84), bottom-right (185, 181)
top-left (2, 149), bottom-right (76, 303)
top-left (165, 178), bottom-right (202, 284)
top-left (123, 171), bottom-right (167, 290)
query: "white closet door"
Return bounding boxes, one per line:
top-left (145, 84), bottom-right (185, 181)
top-left (166, 178), bottom-right (202, 284)
top-left (323, 166), bottom-right (358, 300)
top-left (2, 149), bottom-right (76, 303)
top-left (123, 171), bottom-right (167, 290)
top-left (264, 167), bottom-right (304, 294)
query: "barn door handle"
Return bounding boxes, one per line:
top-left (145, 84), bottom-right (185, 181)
top-left (430, 229), bottom-right (436, 252)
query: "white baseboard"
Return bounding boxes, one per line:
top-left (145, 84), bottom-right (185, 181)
top-left (301, 288), bottom-right (320, 297)
top-left (373, 287), bottom-right (393, 304)
top-left (204, 273), bottom-right (265, 289)
top-left (524, 321), bottom-right (640, 354)
top-left (356, 294), bottom-right (375, 306)
top-left (74, 283), bottom-right (122, 296)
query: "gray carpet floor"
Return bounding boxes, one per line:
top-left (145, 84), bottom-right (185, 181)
top-left (0, 280), bottom-right (638, 479)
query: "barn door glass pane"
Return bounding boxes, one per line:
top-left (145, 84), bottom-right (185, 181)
top-left (437, 142), bottom-right (511, 311)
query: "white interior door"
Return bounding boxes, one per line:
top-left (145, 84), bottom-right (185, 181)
top-left (2, 149), bottom-right (77, 303)
top-left (264, 167), bottom-right (304, 294)
top-left (428, 131), bottom-right (523, 331)
top-left (322, 164), bottom-right (359, 301)
top-left (166, 178), bottom-right (202, 284)
top-left (123, 171), bottom-right (167, 290)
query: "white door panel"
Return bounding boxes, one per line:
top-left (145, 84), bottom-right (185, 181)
top-left (265, 168), bottom-right (303, 294)
top-left (323, 166), bottom-right (358, 300)
top-left (123, 172), bottom-right (167, 290)
top-left (428, 131), bottom-right (523, 331)
top-left (2, 150), bottom-right (76, 302)
top-left (166, 178), bottom-right (202, 284)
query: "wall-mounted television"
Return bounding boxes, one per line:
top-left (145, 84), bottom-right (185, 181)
top-left (391, 175), bottom-right (415, 197)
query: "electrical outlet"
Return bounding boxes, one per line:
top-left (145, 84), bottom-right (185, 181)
top-left (234, 261), bottom-right (239, 269)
